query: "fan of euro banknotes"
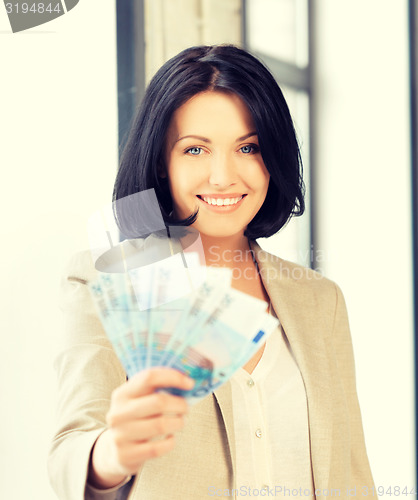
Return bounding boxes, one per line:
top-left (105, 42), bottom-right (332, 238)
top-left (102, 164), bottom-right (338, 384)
top-left (88, 251), bottom-right (279, 405)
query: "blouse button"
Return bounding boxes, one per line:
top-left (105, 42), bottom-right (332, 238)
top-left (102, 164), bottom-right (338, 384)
top-left (255, 428), bottom-right (262, 438)
top-left (247, 378), bottom-right (255, 388)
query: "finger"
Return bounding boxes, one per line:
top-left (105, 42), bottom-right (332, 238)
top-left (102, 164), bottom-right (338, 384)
top-left (111, 413), bottom-right (185, 442)
top-left (109, 392), bottom-right (189, 425)
top-left (116, 435), bottom-right (176, 474)
top-left (120, 368), bottom-right (194, 399)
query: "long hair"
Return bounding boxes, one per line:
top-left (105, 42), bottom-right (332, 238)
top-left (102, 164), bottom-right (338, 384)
top-left (113, 44), bottom-right (305, 239)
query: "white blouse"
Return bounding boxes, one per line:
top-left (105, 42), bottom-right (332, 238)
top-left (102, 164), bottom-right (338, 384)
top-left (227, 320), bottom-right (315, 498)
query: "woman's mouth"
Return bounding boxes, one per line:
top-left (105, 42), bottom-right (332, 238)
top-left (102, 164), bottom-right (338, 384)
top-left (195, 194), bottom-right (247, 212)
top-left (197, 195), bottom-right (246, 206)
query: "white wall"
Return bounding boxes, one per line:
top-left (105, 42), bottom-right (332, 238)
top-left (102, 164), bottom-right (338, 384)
top-left (0, 2), bottom-right (118, 498)
top-left (313, 0), bottom-right (415, 494)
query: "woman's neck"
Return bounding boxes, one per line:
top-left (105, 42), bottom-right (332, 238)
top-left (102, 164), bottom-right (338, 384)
top-left (183, 231), bottom-right (269, 306)
top-left (199, 233), bottom-right (254, 268)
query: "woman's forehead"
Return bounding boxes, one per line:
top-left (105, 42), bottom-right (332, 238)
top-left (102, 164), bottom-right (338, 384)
top-left (168, 91), bottom-right (256, 138)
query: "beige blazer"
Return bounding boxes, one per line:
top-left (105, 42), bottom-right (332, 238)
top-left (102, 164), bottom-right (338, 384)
top-left (48, 241), bottom-right (376, 499)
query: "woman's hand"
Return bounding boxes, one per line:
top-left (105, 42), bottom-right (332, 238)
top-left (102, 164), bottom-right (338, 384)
top-left (88, 367), bottom-right (194, 489)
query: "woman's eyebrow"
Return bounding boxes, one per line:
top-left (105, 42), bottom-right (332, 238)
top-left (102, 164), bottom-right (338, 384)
top-left (176, 135), bottom-right (211, 144)
top-left (175, 131), bottom-right (258, 144)
top-left (237, 132), bottom-right (258, 142)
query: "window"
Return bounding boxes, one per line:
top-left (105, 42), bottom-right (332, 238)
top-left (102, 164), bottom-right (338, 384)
top-left (244, 0), bottom-right (313, 267)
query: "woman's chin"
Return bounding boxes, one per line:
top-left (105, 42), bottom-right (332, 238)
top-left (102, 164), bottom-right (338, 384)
top-left (192, 224), bottom-right (247, 240)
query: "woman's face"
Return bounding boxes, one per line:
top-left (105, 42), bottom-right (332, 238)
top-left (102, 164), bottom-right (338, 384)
top-left (164, 91), bottom-right (270, 239)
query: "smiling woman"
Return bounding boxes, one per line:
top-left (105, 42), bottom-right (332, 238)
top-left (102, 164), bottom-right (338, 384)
top-left (48, 45), bottom-right (376, 500)
top-left (164, 91), bottom-right (270, 240)
top-left (113, 45), bottom-right (304, 242)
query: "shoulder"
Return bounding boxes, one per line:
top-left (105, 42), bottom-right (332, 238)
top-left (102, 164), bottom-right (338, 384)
top-left (249, 241), bottom-right (346, 331)
top-left (250, 240), bottom-right (338, 291)
top-left (59, 249), bottom-right (100, 315)
top-left (61, 235), bottom-right (150, 282)
top-left (62, 249), bottom-right (98, 283)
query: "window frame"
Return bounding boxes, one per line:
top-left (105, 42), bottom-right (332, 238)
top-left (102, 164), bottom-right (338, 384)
top-left (242, 0), bottom-right (316, 269)
top-left (408, 0), bottom-right (418, 486)
top-left (116, 0), bottom-right (145, 155)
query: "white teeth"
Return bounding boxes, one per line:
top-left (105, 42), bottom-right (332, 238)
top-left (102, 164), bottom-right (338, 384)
top-left (201, 196), bottom-right (243, 206)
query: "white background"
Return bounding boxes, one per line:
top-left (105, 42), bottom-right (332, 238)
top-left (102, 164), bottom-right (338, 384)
top-left (0, 2), bottom-right (118, 498)
top-left (313, 1), bottom-right (415, 494)
top-left (0, 1), bottom-right (415, 498)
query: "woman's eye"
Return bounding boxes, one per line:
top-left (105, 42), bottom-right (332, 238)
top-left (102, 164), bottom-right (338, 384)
top-left (240, 144), bottom-right (259, 154)
top-left (185, 147), bottom-right (203, 155)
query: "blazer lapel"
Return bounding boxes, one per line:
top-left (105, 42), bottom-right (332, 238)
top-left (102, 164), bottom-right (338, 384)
top-left (250, 241), bottom-right (333, 492)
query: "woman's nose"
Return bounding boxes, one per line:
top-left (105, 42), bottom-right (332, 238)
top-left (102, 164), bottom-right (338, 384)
top-left (208, 155), bottom-right (237, 187)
